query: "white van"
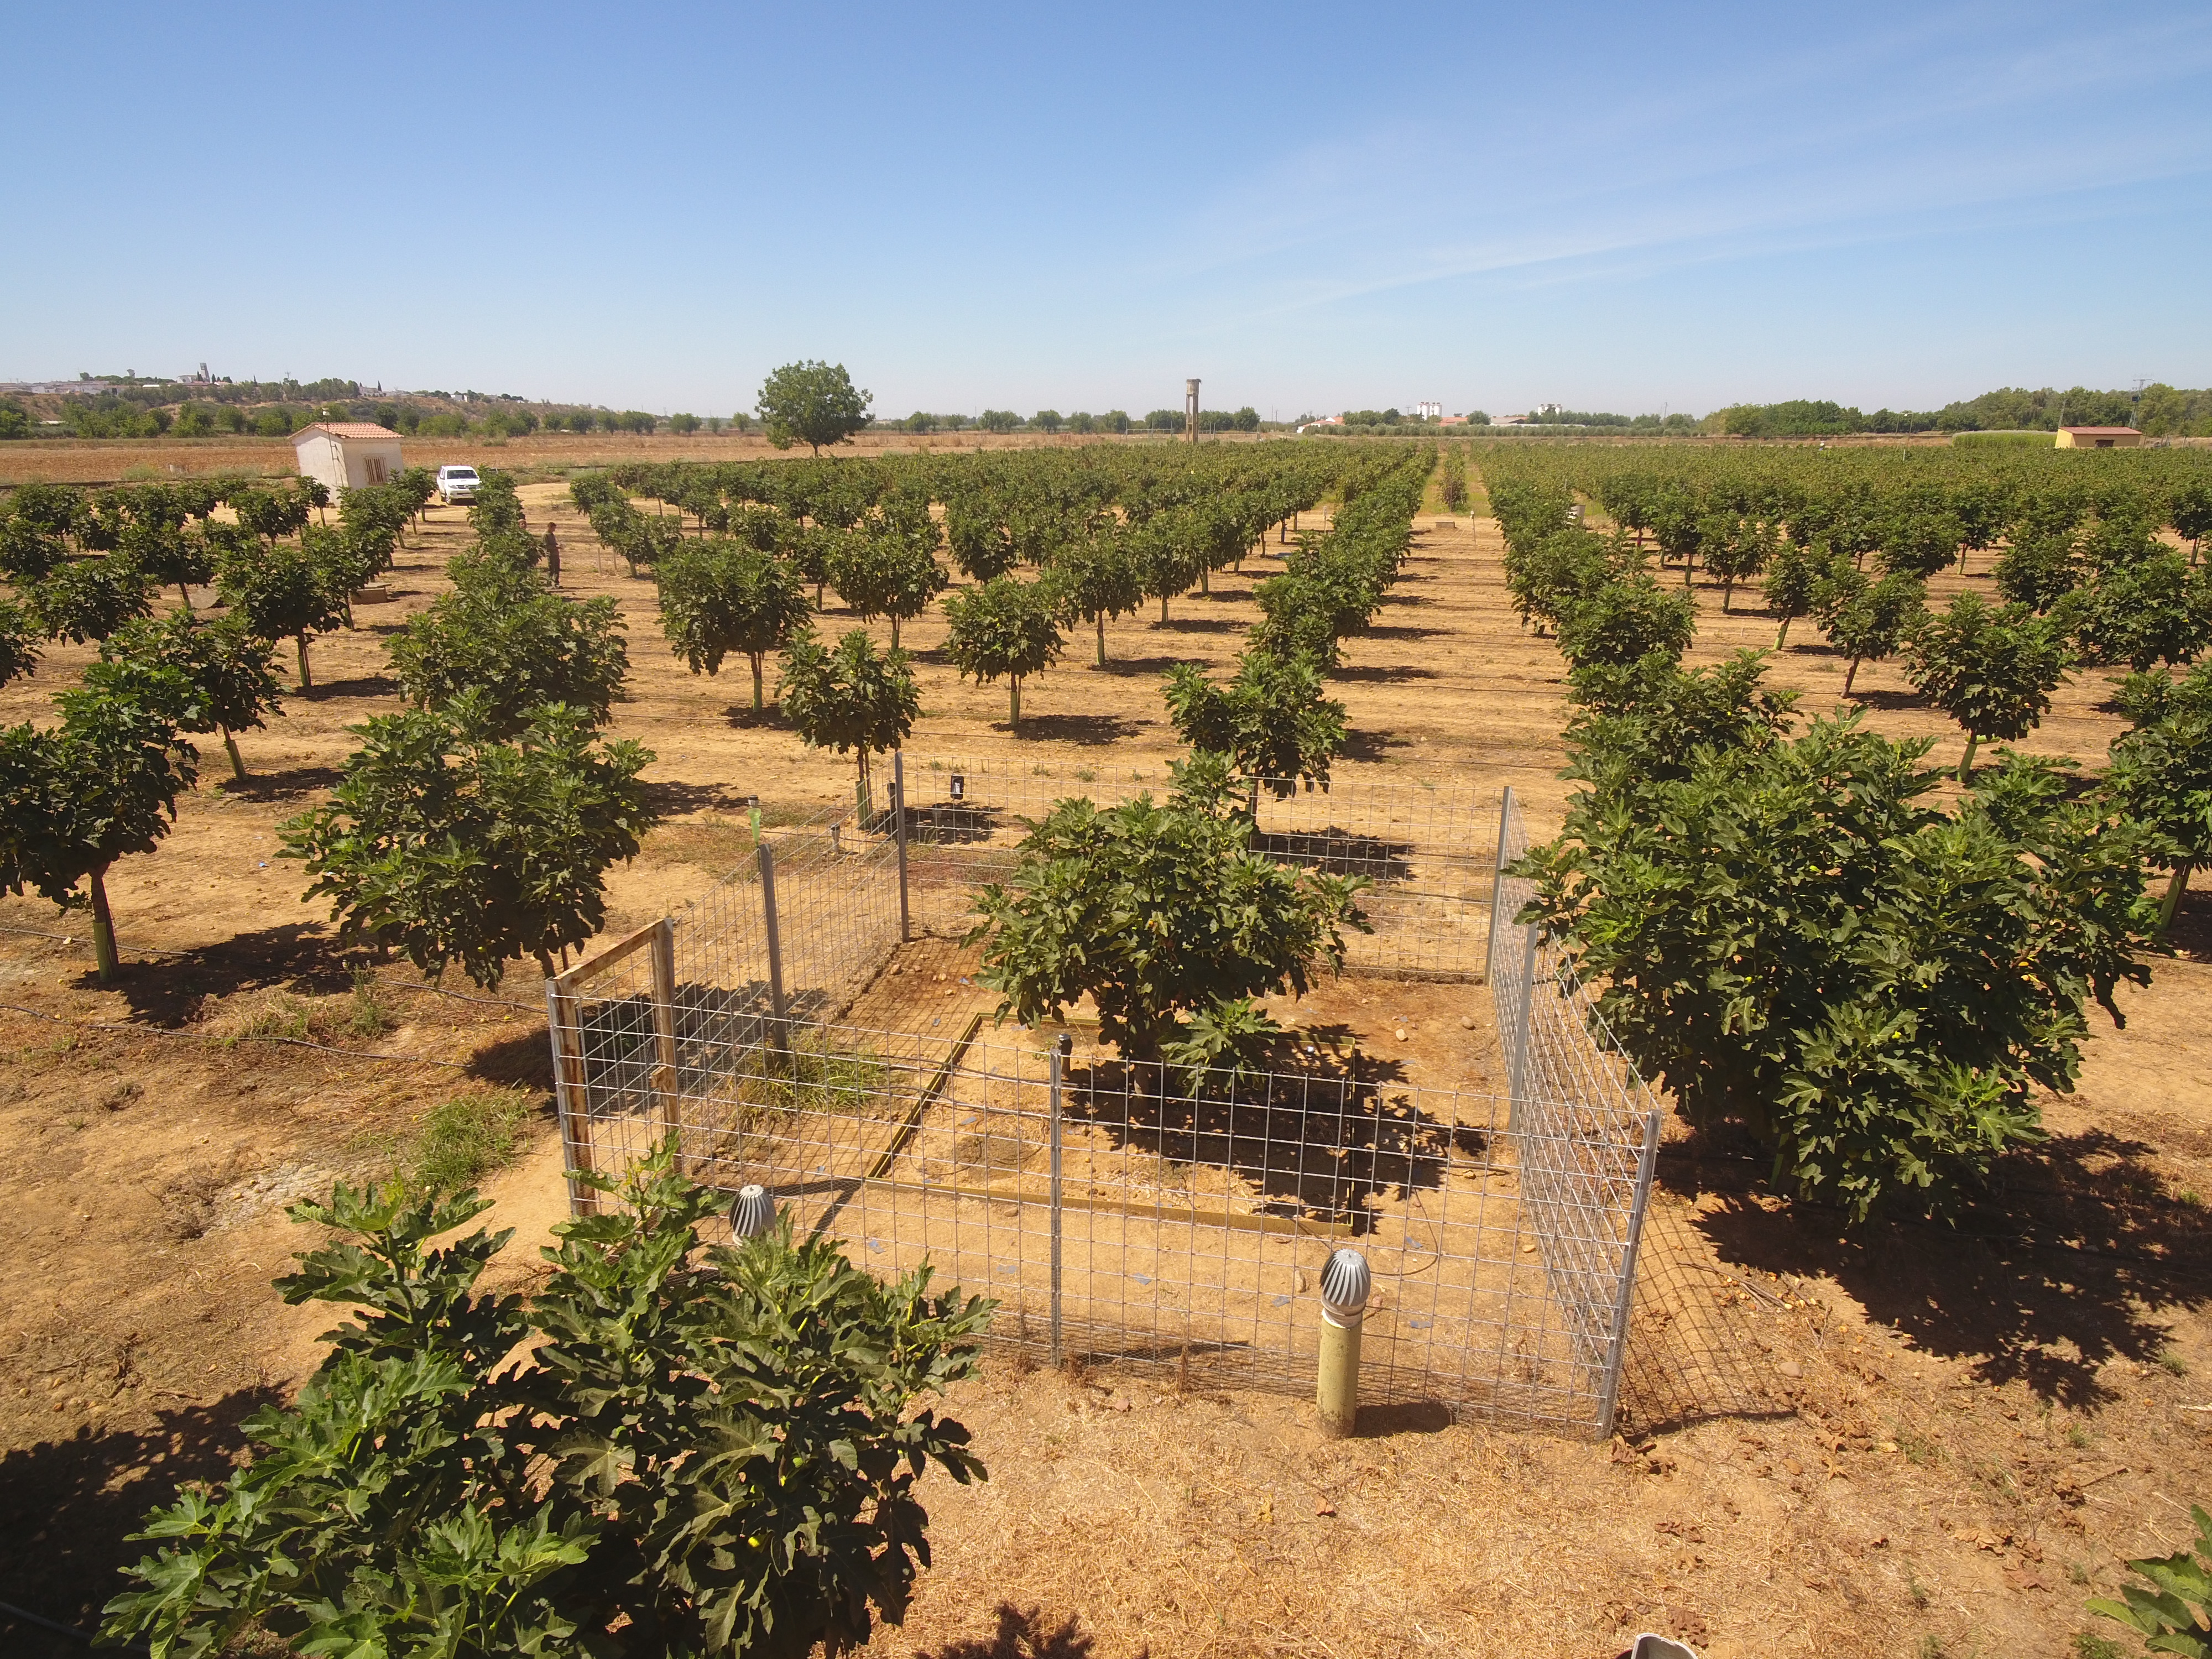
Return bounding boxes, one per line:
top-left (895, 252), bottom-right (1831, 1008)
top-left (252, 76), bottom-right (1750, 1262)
top-left (435, 464), bottom-right (481, 504)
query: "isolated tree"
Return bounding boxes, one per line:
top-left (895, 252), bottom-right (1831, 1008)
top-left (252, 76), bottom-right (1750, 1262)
top-left (284, 697), bottom-right (658, 986)
top-left (965, 753), bottom-right (1368, 1065)
top-left (28, 556), bottom-right (154, 644)
top-left (1126, 516), bottom-right (1210, 624)
top-left (1762, 541), bottom-right (1832, 649)
top-left (655, 538), bottom-right (812, 709)
top-left (1517, 718), bottom-right (2161, 1220)
top-left (2170, 477), bottom-right (2212, 563)
top-left (1048, 526), bottom-right (1145, 665)
top-left (2107, 660), bottom-right (2212, 934)
top-left (391, 550), bottom-right (629, 737)
top-left (1821, 571), bottom-right (1926, 696)
top-left (1876, 509), bottom-right (1964, 580)
top-left (1906, 595), bottom-right (2072, 778)
top-left (1164, 649), bottom-right (1348, 800)
top-left (468, 469), bottom-right (528, 536)
top-left (943, 576), bottom-right (1063, 729)
top-left (0, 681), bottom-right (196, 983)
top-left (1994, 529), bottom-right (2081, 614)
top-left (103, 609), bottom-right (286, 782)
top-left (776, 627), bottom-right (921, 818)
top-left (220, 539), bottom-right (347, 688)
top-left (101, 1154), bottom-right (990, 1659)
top-left (757, 360), bottom-right (872, 456)
top-left (119, 514), bottom-right (215, 610)
top-left (826, 526), bottom-right (947, 648)
top-left (1699, 513), bottom-right (1777, 613)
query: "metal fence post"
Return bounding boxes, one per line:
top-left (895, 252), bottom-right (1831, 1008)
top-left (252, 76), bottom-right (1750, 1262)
top-left (758, 843), bottom-right (788, 1059)
top-left (1486, 784), bottom-right (1516, 985)
top-left (1509, 922), bottom-right (1538, 1131)
top-left (1049, 1032), bottom-right (1068, 1368)
top-left (1595, 1109), bottom-right (1663, 1439)
top-left (893, 750), bottom-right (911, 944)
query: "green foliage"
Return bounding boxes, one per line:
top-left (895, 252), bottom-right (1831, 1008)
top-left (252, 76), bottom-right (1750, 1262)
top-left (942, 576), bottom-right (1063, 728)
top-left (2109, 660), bottom-right (2212, 932)
top-left (100, 1150), bottom-right (993, 1659)
top-left (217, 536), bottom-right (347, 687)
top-left (2086, 1503), bottom-right (2212, 1657)
top-left (0, 597), bottom-right (39, 685)
top-left (826, 522), bottom-right (947, 648)
top-left (1163, 648), bottom-right (1347, 797)
top-left (757, 359), bottom-right (873, 455)
top-left (1764, 540), bottom-right (1835, 647)
top-left (776, 627), bottom-right (920, 807)
top-left (1519, 705), bottom-right (2163, 1221)
top-left (282, 700), bottom-right (659, 987)
top-left (2062, 554), bottom-right (2212, 672)
top-left (1159, 995), bottom-right (1282, 1097)
top-left (1044, 523), bottom-right (1144, 665)
top-left (1906, 594), bottom-right (2073, 775)
top-left (468, 469), bottom-right (528, 537)
top-left (1555, 573), bottom-right (1695, 671)
top-left (27, 555), bottom-right (155, 644)
top-left (101, 609), bottom-right (285, 780)
top-left (1820, 571), bottom-right (1927, 695)
top-left (0, 677), bottom-right (196, 980)
top-left (966, 752), bottom-right (1368, 1061)
top-left (656, 537), bottom-right (814, 710)
top-left (391, 549), bottom-right (630, 737)
top-left (1996, 529), bottom-right (2083, 613)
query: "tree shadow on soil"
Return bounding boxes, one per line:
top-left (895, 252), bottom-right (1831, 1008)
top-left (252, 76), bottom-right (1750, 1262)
top-left (1362, 624), bottom-right (1448, 641)
top-left (1009, 713), bottom-right (1145, 746)
top-left (1340, 728), bottom-right (1411, 763)
top-left (1091, 654), bottom-right (1186, 677)
top-left (915, 1602), bottom-right (1097, 1659)
top-left (0, 1387), bottom-right (278, 1656)
top-left (1677, 1125), bottom-right (2212, 1408)
top-left (1062, 1034), bottom-right (1485, 1233)
top-left (721, 703), bottom-right (790, 732)
top-left (641, 780), bottom-right (758, 817)
top-left (1329, 664), bottom-right (1439, 682)
top-left (296, 673), bottom-right (398, 703)
top-left (1849, 687), bottom-right (1929, 711)
top-left (215, 763), bottom-right (343, 802)
top-left (100, 921), bottom-right (341, 1027)
top-left (1147, 615), bottom-right (1241, 634)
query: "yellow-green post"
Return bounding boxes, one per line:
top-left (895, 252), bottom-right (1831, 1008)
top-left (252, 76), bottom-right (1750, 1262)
top-left (1316, 1247), bottom-right (1371, 1439)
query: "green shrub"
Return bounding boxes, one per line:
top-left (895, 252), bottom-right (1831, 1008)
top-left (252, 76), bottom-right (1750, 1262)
top-left (407, 1090), bottom-right (533, 1192)
top-left (101, 1149), bottom-right (993, 1659)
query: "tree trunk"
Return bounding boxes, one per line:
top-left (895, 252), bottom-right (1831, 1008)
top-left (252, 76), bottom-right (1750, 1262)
top-left (88, 864), bottom-right (118, 984)
top-left (1775, 617), bottom-right (1793, 650)
top-left (1009, 678), bottom-right (1021, 729)
top-left (750, 654), bottom-right (765, 711)
top-left (890, 615), bottom-right (901, 650)
top-left (1958, 732), bottom-right (1981, 781)
top-left (178, 582), bottom-right (195, 613)
top-left (1160, 593), bottom-right (1170, 624)
top-left (1095, 612), bottom-right (1107, 666)
top-left (223, 729), bottom-right (247, 782)
top-left (1843, 656), bottom-right (1862, 697)
top-left (1721, 576), bottom-right (1734, 613)
top-left (855, 753), bottom-right (873, 825)
top-left (296, 634), bottom-right (313, 689)
top-left (1199, 566), bottom-right (1210, 595)
top-left (536, 948), bottom-right (558, 981)
top-left (2160, 863), bottom-right (2193, 935)
top-left (1682, 551), bottom-right (1695, 591)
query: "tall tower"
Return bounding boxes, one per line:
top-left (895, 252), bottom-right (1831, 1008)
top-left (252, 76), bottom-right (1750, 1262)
top-left (1186, 378), bottom-right (1200, 444)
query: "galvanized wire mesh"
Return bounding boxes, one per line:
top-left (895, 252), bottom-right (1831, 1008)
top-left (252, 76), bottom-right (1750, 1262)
top-left (1488, 787), bottom-right (1776, 1432)
top-left (542, 757), bottom-right (1741, 1437)
top-left (896, 757), bottom-right (1498, 979)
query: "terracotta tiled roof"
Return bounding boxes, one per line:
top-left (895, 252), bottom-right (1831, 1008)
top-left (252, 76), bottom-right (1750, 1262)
top-left (2058, 426), bottom-right (2141, 436)
top-left (295, 422), bottom-right (402, 440)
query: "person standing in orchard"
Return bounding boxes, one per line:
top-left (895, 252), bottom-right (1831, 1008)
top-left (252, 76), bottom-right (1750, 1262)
top-left (544, 522), bottom-right (561, 588)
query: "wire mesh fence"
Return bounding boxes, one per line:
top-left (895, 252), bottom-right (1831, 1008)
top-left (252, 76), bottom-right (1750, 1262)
top-left (542, 756), bottom-right (1760, 1438)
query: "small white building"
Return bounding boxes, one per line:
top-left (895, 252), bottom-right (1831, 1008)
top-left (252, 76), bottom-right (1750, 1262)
top-left (293, 422), bottom-right (404, 493)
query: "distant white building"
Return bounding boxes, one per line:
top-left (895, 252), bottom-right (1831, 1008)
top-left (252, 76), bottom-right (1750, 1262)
top-left (1415, 400), bottom-right (1443, 420)
top-left (293, 422), bottom-right (404, 493)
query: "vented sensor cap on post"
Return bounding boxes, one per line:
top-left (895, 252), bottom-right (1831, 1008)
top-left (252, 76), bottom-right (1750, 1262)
top-left (1319, 1248), bottom-right (1371, 1325)
top-left (729, 1184), bottom-right (778, 1240)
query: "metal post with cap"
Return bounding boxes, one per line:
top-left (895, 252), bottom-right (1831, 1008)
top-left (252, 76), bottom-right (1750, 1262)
top-left (1316, 1246), bottom-right (1370, 1438)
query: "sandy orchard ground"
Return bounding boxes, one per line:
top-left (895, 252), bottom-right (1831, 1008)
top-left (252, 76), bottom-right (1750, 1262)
top-left (0, 465), bottom-right (2206, 1657)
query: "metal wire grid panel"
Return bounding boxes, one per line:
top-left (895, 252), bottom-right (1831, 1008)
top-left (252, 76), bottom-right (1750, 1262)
top-left (1486, 786), bottom-right (1775, 1431)
top-left (894, 756), bottom-right (1500, 980)
top-left (548, 988), bottom-right (1661, 1434)
top-left (542, 762), bottom-right (1678, 1437)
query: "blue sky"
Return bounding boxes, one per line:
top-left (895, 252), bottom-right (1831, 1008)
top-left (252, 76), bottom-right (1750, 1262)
top-left (4, 3), bottom-right (2209, 419)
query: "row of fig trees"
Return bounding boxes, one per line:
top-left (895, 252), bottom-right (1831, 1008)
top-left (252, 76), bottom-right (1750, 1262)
top-left (0, 471), bottom-right (436, 980)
